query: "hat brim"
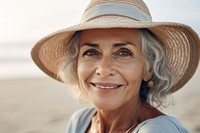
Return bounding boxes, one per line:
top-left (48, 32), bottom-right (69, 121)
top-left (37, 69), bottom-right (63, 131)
top-left (31, 17), bottom-right (200, 92)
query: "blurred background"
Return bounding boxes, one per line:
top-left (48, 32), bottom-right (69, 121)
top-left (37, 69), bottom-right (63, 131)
top-left (0, 0), bottom-right (200, 133)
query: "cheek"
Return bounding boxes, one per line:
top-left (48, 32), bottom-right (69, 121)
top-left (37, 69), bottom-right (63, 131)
top-left (120, 58), bottom-right (145, 78)
top-left (125, 66), bottom-right (143, 84)
top-left (77, 60), bottom-right (96, 89)
top-left (120, 62), bottom-right (145, 89)
top-left (77, 64), bottom-right (88, 94)
top-left (116, 51), bottom-right (146, 76)
top-left (78, 64), bottom-right (87, 83)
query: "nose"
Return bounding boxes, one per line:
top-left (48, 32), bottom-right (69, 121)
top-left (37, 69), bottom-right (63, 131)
top-left (95, 56), bottom-right (116, 77)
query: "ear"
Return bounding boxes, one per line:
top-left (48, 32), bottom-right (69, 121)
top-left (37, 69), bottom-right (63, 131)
top-left (142, 67), bottom-right (153, 82)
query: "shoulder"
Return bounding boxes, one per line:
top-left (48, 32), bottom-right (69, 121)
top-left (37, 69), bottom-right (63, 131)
top-left (69, 107), bottom-right (96, 123)
top-left (135, 116), bottom-right (189, 133)
top-left (66, 107), bottom-right (96, 133)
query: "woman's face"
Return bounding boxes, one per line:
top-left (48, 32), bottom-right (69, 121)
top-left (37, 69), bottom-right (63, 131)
top-left (77, 28), bottom-right (150, 110)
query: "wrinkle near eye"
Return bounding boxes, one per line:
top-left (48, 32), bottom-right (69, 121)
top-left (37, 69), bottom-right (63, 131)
top-left (114, 48), bottom-right (133, 58)
top-left (82, 49), bottom-right (99, 57)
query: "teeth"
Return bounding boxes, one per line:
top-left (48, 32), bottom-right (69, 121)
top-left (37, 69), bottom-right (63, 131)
top-left (95, 84), bottom-right (118, 89)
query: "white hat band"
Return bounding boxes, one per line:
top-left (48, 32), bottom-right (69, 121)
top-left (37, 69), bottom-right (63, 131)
top-left (81, 3), bottom-right (152, 22)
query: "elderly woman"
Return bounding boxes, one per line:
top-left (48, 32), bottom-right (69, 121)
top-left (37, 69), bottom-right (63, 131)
top-left (31, 0), bottom-right (199, 132)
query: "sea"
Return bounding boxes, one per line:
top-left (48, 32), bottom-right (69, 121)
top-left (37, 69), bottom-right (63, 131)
top-left (0, 42), bottom-right (46, 80)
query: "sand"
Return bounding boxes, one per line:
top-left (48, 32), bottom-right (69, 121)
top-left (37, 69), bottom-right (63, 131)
top-left (0, 68), bottom-right (200, 133)
top-left (0, 77), bottom-right (85, 133)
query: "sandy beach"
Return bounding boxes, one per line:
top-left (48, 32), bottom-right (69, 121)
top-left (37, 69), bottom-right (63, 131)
top-left (0, 67), bottom-right (200, 133)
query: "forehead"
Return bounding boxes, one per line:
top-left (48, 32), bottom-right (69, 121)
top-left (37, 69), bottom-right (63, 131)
top-left (79, 28), bottom-right (140, 45)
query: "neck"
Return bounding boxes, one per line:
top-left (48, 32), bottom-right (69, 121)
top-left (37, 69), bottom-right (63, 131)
top-left (92, 99), bottom-right (144, 133)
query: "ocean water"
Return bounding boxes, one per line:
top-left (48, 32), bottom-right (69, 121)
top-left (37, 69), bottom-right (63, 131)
top-left (0, 42), bottom-right (45, 79)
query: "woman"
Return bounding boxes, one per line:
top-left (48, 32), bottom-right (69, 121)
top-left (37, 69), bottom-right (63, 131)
top-left (31, 0), bottom-right (199, 132)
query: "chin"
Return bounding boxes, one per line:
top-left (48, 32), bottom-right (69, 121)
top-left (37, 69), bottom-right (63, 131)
top-left (91, 98), bottom-right (124, 111)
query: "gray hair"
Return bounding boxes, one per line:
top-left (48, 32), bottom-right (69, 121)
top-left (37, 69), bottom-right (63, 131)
top-left (58, 29), bottom-right (174, 107)
top-left (140, 29), bottom-right (174, 107)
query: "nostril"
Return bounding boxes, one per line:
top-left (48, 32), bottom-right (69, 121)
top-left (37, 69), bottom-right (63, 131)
top-left (95, 66), bottom-right (116, 77)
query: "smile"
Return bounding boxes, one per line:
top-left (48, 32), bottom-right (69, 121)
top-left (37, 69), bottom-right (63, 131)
top-left (91, 82), bottom-right (123, 90)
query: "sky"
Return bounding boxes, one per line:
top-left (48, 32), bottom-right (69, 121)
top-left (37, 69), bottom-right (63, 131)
top-left (0, 0), bottom-right (199, 44)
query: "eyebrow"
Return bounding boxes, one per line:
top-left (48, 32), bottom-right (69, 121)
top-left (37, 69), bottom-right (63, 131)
top-left (80, 42), bottom-right (136, 48)
top-left (81, 43), bottom-right (99, 48)
top-left (113, 42), bottom-right (136, 47)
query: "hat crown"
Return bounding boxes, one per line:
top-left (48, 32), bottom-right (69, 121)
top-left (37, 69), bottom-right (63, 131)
top-left (81, 0), bottom-right (152, 22)
top-left (87, 0), bottom-right (151, 15)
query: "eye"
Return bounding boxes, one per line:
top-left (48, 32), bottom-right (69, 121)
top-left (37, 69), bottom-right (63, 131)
top-left (82, 49), bottom-right (100, 57)
top-left (115, 48), bottom-right (133, 58)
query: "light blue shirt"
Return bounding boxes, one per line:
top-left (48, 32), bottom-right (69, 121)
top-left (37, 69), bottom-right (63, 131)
top-left (66, 107), bottom-right (189, 133)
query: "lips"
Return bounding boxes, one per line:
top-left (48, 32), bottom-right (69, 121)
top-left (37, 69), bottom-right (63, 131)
top-left (90, 82), bottom-right (123, 90)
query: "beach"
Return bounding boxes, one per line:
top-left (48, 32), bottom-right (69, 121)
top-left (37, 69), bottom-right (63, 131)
top-left (0, 77), bottom-right (85, 133)
top-left (1, 0), bottom-right (200, 132)
top-left (0, 71), bottom-right (200, 133)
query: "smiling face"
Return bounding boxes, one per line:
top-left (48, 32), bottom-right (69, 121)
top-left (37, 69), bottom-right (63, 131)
top-left (77, 28), bottom-right (150, 110)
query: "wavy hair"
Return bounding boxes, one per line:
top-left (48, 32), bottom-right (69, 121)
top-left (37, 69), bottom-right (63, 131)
top-left (58, 29), bottom-right (174, 107)
top-left (139, 29), bottom-right (174, 107)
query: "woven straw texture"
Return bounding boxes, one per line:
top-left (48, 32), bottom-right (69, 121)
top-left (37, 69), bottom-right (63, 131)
top-left (31, 0), bottom-right (200, 92)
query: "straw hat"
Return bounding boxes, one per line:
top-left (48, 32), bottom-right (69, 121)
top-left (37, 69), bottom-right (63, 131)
top-left (31, 0), bottom-right (200, 92)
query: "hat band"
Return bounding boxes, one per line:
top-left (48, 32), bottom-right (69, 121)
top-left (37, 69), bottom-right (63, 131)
top-left (81, 3), bottom-right (152, 22)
